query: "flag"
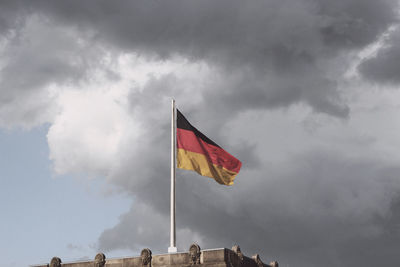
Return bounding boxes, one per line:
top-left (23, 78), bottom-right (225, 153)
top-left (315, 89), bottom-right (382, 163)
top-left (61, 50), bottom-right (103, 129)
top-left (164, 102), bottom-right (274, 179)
top-left (176, 109), bottom-right (242, 185)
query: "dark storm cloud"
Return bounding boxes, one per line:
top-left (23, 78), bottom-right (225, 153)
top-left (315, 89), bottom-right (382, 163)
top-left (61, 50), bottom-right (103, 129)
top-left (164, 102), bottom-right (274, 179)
top-left (31, 0), bottom-right (397, 58)
top-left (99, 149), bottom-right (400, 267)
top-left (39, 0), bottom-right (398, 117)
top-left (99, 203), bottom-right (170, 252)
top-left (0, 2), bottom-right (107, 127)
top-left (359, 27), bottom-right (400, 85)
top-left (1, 23), bottom-right (86, 92)
top-left (0, 0), bottom-right (25, 34)
top-left (96, 73), bottom-right (400, 267)
top-left (2, 0), bottom-right (399, 117)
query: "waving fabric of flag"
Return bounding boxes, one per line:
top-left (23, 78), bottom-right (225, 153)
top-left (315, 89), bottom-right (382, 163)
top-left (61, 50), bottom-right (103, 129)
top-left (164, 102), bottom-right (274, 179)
top-left (176, 109), bottom-right (242, 185)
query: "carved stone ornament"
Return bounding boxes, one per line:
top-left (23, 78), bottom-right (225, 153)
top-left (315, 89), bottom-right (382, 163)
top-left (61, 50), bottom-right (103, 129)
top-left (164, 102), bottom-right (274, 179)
top-left (49, 257), bottom-right (62, 267)
top-left (230, 245), bottom-right (244, 267)
top-left (189, 243), bottom-right (201, 265)
top-left (94, 253), bottom-right (106, 267)
top-left (232, 245), bottom-right (244, 261)
top-left (252, 254), bottom-right (264, 267)
top-left (269, 261), bottom-right (279, 267)
top-left (141, 248), bottom-right (152, 267)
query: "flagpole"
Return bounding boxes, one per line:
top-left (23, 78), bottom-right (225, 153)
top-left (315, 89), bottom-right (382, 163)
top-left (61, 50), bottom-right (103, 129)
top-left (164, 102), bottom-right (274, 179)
top-left (168, 99), bottom-right (177, 253)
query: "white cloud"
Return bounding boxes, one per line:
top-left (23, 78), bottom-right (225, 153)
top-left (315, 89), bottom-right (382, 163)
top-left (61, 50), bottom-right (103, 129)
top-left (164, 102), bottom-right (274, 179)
top-left (46, 53), bottom-right (213, 177)
top-left (47, 86), bottom-right (133, 176)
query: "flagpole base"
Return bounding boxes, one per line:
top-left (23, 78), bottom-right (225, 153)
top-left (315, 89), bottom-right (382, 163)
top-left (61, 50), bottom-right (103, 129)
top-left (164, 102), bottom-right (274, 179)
top-left (168, 247), bottom-right (178, 253)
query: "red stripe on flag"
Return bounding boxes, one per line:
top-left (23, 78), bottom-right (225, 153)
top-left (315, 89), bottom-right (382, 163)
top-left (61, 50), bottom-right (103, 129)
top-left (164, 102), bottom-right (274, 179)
top-left (177, 128), bottom-right (242, 173)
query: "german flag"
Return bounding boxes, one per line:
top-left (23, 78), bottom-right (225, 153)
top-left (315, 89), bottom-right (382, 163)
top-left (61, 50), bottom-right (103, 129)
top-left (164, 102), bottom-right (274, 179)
top-left (177, 109), bottom-right (242, 185)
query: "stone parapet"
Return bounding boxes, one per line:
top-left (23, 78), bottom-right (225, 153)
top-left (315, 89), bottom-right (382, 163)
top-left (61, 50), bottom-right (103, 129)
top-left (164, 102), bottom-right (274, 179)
top-left (31, 244), bottom-right (278, 267)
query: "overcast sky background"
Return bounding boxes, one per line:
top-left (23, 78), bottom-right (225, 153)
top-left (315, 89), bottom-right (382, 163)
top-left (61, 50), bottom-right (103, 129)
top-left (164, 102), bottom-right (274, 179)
top-left (1, 1), bottom-right (400, 266)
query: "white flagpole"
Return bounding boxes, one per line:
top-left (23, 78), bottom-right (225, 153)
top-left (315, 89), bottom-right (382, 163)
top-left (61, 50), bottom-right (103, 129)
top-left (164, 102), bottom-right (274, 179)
top-left (168, 99), bottom-right (177, 253)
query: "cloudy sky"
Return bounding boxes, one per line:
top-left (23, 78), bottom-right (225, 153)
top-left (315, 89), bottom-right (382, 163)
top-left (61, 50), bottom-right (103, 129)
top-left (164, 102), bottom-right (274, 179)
top-left (1, 1), bottom-right (400, 266)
